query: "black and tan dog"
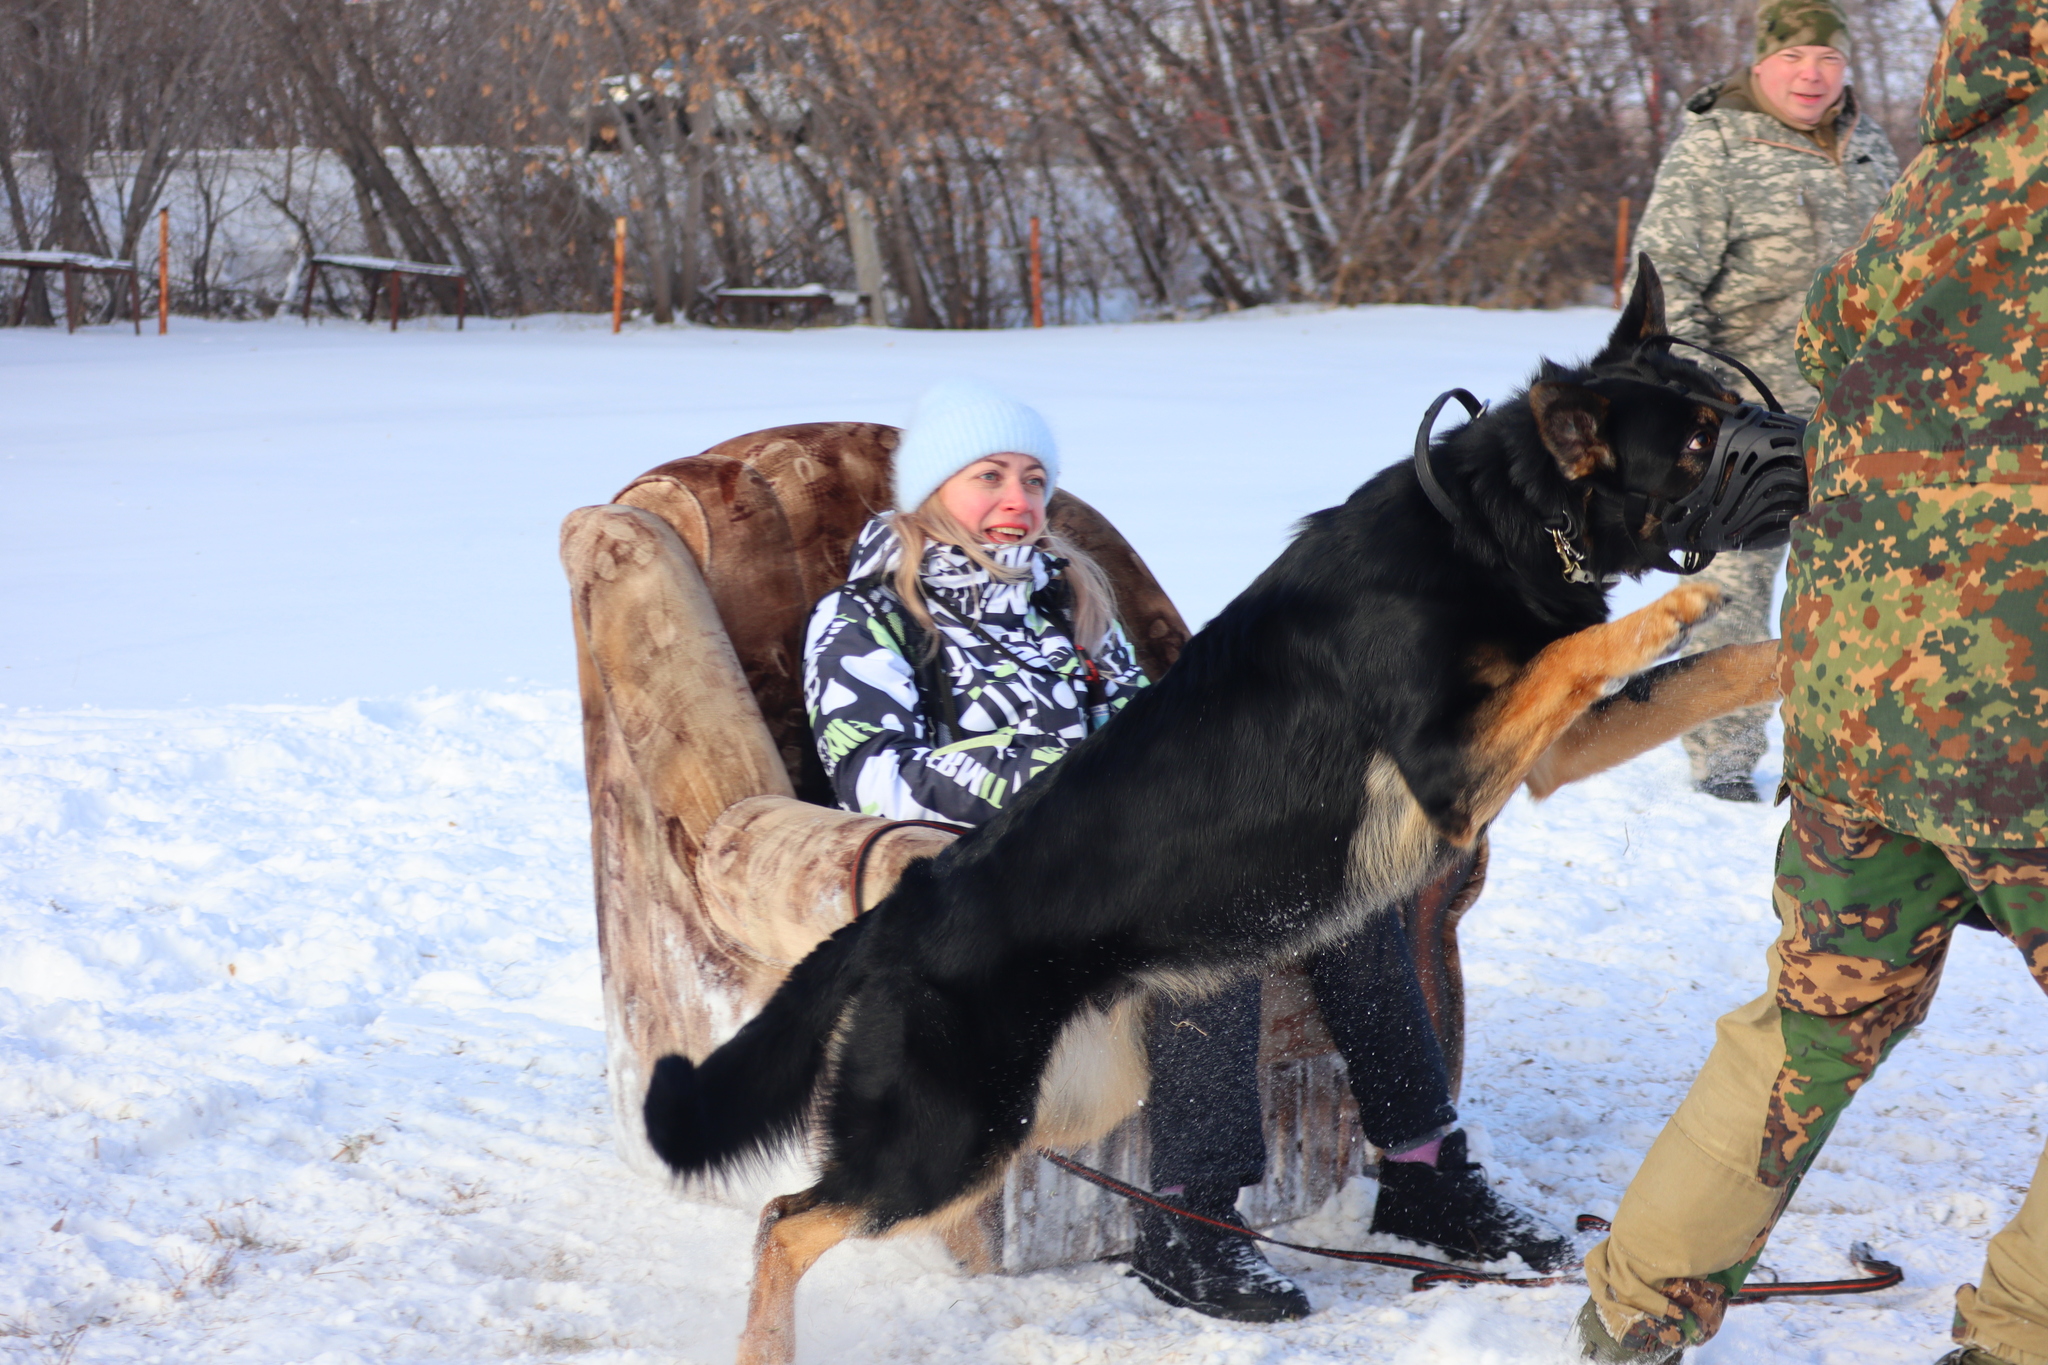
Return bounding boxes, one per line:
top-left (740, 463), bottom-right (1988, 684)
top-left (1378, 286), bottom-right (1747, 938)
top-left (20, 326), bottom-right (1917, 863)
top-left (645, 264), bottom-right (1781, 1364)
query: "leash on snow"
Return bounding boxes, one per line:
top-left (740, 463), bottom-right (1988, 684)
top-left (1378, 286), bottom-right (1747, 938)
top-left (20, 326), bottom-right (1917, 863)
top-left (1038, 1150), bottom-right (1904, 1303)
top-left (1569, 1215), bottom-right (1904, 1305)
top-left (1040, 1149), bottom-right (1574, 1291)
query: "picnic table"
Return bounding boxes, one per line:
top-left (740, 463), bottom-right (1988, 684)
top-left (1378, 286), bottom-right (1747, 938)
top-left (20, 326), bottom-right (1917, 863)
top-left (2, 251), bottom-right (142, 333)
top-left (711, 283), bottom-right (861, 327)
top-left (302, 253), bottom-right (469, 330)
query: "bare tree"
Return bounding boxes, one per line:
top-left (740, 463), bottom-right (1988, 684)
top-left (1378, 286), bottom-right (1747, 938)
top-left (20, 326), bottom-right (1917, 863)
top-left (0, 0), bottom-right (1947, 326)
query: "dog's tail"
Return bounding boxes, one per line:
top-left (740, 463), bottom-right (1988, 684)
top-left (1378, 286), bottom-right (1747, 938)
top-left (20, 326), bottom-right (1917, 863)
top-left (642, 914), bottom-right (870, 1179)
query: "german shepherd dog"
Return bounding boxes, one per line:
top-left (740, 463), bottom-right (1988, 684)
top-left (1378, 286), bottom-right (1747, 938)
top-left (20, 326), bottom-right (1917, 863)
top-left (646, 263), bottom-right (1782, 1363)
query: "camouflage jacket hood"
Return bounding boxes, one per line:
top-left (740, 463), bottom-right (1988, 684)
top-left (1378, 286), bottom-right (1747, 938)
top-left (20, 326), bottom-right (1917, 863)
top-left (1631, 75), bottom-right (1899, 411)
top-left (1783, 0), bottom-right (2048, 846)
top-left (1920, 0), bottom-right (2041, 141)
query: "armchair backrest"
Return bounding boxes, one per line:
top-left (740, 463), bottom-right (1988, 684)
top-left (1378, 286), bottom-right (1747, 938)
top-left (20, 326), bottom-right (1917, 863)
top-left (614, 422), bottom-right (1192, 805)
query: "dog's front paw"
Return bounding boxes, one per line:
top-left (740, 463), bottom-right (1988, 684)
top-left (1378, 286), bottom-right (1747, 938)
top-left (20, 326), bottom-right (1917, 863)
top-left (1599, 582), bottom-right (1722, 677)
top-left (1647, 581), bottom-right (1721, 658)
top-left (1661, 581), bottom-right (1723, 627)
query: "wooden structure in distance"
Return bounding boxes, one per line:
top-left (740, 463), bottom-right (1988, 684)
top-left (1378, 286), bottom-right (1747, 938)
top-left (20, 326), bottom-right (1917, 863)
top-left (710, 284), bottom-right (858, 328)
top-left (2, 251), bottom-right (142, 333)
top-left (301, 253), bottom-right (468, 331)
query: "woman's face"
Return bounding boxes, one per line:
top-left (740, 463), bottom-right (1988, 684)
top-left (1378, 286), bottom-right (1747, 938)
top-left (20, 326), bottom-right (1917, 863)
top-left (935, 452), bottom-right (1048, 546)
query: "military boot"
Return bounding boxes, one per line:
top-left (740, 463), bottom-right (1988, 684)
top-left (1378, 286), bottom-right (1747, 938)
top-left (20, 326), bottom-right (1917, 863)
top-left (1935, 1349), bottom-right (2016, 1364)
top-left (1574, 1300), bottom-right (1683, 1364)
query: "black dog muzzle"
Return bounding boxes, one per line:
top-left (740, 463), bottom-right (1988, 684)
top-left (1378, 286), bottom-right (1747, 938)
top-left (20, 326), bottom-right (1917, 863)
top-left (1616, 337), bottom-right (1809, 574)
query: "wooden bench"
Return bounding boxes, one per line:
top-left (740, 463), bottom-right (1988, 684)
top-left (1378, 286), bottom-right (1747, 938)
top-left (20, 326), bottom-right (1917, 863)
top-left (302, 253), bottom-right (469, 330)
top-left (711, 284), bottom-right (859, 328)
top-left (2, 251), bottom-right (142, 333)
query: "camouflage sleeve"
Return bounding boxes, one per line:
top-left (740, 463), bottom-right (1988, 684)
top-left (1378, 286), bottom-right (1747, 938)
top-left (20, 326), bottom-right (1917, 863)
top-left (801, 587), bottom-right (1073, 826)
top-left (1797, 250), bottom-right (1857, 393)
top-left (1800, 97), bottom-right (1920, 419)
top-left (1631, 116), bottom-right (1735, 349)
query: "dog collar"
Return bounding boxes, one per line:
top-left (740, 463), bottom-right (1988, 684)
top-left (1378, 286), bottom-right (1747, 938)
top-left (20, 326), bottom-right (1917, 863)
top-left (1548, 525), bottom-right (1596, 584)
top-left (1414, 388), bottom-right (1597, 586)
top-left (1412, 388), bottom-right (1481, 528)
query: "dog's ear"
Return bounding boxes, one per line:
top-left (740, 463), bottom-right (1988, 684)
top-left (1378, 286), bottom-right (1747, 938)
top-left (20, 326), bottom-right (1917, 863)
top-left (1529, 381), bottom-right (1614, 479)
top-left (1592, 254), bottom-right (1668, 365)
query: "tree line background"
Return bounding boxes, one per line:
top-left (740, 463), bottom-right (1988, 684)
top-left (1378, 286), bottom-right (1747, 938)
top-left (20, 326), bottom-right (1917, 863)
top-left (0, 0), bottom-right (1946, 327)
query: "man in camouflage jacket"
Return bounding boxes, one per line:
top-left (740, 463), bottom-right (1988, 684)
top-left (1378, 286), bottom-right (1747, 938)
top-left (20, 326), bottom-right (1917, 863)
top-left (1578, 3), bottom-right (2048, 1362)
top-left (1632, 0), bottom-right (1899, 800)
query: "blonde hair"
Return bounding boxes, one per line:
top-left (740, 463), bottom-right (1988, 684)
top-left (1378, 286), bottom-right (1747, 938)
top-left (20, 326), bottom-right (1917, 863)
top-left (888, 496), bottom-right (1117, 660)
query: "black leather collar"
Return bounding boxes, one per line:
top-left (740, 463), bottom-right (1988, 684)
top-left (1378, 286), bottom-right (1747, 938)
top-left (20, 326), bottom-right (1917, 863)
top-left (1414, 388), bottom-right (1594, 585)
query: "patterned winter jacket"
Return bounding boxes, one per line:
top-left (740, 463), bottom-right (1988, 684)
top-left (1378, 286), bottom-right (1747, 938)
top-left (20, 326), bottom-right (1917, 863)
top-left (1633, 73), bottom-right (1900, 412)
top-left (802, 514), bottom-right (1147, 825)
top-left (1784, 0), bottom-right (2048, 847)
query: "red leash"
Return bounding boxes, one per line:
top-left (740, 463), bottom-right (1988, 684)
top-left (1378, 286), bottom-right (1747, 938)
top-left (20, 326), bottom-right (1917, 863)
top-left (1040, 1151), bottom-right (1904, 1301)
top-left (1039, 1149), bottom-right (1573, 1291)
top-left (1569, 1216), bottom-right (1905, 1304)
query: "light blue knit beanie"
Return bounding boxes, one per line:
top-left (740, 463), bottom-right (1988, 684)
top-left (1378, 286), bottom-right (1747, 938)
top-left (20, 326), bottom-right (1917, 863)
top-left (892, 379), bottom-right (1060, 512)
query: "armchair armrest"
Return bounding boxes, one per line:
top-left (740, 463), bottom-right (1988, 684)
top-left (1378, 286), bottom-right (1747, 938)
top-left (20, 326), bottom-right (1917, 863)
top-left (697, 796), bottom-right (958, 967)
top-left (562, 504), bottom-right (794, 860)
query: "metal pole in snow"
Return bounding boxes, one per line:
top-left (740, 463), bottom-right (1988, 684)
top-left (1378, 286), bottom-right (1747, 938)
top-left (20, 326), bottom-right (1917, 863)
top-left (1029, 216), bottom-right (1045, 328)
top-left (158, 208), bottom-right (169, 334)
top-left (612, 217), bottom-right (627, 334)
top-left (1612, 198), bottom-right (1631, 309)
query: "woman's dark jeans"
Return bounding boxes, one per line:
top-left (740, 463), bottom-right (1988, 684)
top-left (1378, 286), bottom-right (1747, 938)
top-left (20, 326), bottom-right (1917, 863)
top-left (1145, 906), bottom-right (1459, 1189)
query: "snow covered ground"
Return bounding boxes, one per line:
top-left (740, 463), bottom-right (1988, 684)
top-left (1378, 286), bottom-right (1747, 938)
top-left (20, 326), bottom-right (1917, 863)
top-left (4, 311), bottom-right (2039, 1365)
top-left (2, 304), bottom-right (1668, 710)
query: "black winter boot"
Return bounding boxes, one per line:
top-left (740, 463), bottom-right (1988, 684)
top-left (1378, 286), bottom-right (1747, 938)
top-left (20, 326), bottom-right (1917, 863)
top-left (1369, 1130), bottom-right (1573, 1271)
top-left (1126, 1183), bottom-right (1311, 1323)
top-left (1696, 773), bottom-right (1762, 803)
top-left (1936, 1350), bottom-right (2017, 1364)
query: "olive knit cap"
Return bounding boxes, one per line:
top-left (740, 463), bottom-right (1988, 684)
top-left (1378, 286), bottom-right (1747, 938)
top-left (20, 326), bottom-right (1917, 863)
top-left (1754, 0), bottom-right (1853, 62)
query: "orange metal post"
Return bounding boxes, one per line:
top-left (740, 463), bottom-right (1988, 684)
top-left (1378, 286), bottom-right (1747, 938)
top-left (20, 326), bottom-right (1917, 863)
top-left (158, 208), bottom-right (170, 334)
top-left (612, 216), bottom-right (627, 333)
top-left (1612, 197), bottom-right (1632, 309)
top-left (1029, 215), bottom-right (1045, 328)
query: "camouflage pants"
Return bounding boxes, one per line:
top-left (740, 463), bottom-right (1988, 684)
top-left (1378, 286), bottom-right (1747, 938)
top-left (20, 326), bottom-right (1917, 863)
top-left (1585, 796), bottom-right (2048, 1363)
top-left (1679, 545), bottom-right (1784, 785)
